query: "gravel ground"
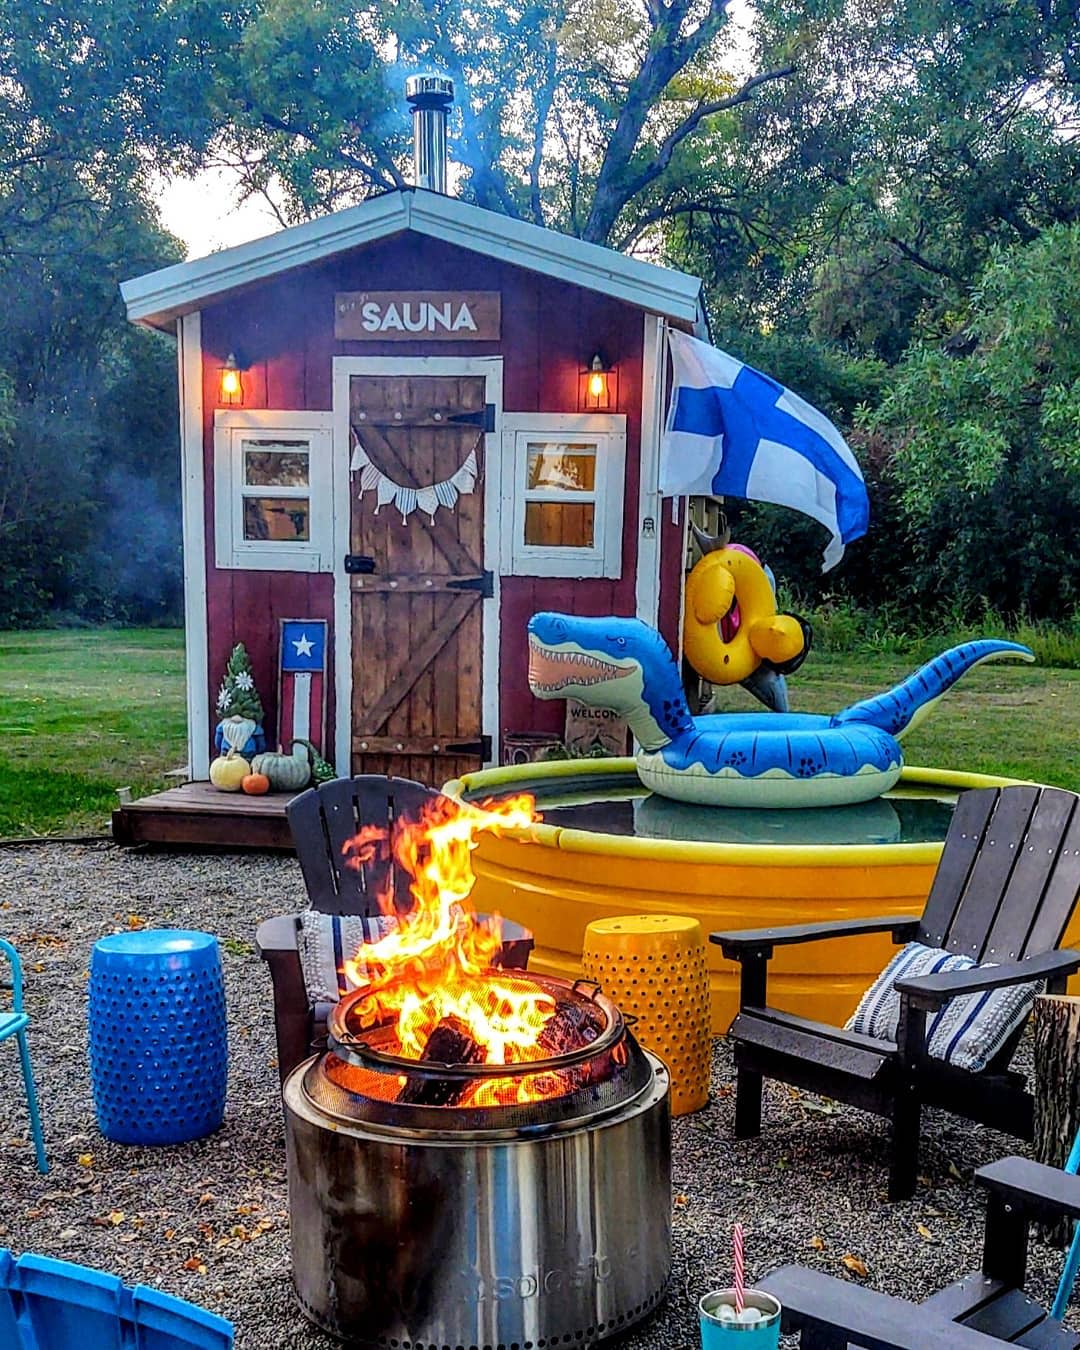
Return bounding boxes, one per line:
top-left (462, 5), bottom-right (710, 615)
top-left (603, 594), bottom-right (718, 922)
top-left (0, 842), bottom-right (1072, 1349)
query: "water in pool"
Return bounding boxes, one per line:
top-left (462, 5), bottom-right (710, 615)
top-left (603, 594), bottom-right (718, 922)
top-left (485, 772), bottom-right (956, 846)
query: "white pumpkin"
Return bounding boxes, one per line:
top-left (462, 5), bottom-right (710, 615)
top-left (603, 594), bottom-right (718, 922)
top-left (251, 740), bottom-right (311, 792)
top-left (209, 751), bottom-right (251, 791)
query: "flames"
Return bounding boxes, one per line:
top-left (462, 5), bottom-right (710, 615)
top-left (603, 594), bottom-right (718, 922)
top-left (340, 793), bottom-right (558, 1091)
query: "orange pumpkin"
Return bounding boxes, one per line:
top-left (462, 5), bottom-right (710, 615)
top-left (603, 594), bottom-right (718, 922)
top-left (242, 772), bottom-right (271, 796)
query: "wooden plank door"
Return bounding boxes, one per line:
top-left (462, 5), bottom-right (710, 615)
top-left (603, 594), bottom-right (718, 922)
top-left (349, 374), bottom-right (488, 786)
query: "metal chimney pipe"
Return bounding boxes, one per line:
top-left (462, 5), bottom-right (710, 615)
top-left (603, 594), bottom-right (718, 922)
top-left (404, 74), bottom-right (454, 194)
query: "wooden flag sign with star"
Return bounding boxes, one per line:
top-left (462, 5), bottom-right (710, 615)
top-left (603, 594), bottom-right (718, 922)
top-left (277, 619), bottom-right (328, 756)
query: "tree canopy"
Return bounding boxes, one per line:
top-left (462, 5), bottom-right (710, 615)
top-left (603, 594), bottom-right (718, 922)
top-left (0, 0), bottom-right (1078, 627)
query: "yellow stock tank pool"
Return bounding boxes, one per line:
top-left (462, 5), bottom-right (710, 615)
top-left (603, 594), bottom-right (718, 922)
top-left (444, 759), bottom-right (1043, 1033)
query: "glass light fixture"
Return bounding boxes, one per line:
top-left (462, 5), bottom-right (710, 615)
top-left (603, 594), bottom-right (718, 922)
top-left (220, 353), bottom-right (243, 405)
top-left (580, 352), bottom-right (614, 411)
top-left (588, 355), bottom-right (607, 401)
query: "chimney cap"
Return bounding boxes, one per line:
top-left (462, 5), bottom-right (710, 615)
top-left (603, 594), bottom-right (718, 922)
top-left (405, 73), bottom-right (454, 109)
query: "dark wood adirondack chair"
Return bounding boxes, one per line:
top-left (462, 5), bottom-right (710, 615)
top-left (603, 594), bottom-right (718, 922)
top-left (759, 1267), bottom-right (1004, 1348)
top-left (256, 774), bottom-right (533, 1081)
top-left (712, 785), bottom-right (1080, 1201)
top-left (762, 1152), bottom-right (1080, 1346)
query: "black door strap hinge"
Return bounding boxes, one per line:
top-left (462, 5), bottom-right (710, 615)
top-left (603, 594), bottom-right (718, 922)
top-left (344, 555), bottom-right (376, 574)
top-left (448, 404), bottom-right (496, 433)
top-left (444, 735), bottom-right (492, 759)
top-left (447, 571), bottom-right (494, 598)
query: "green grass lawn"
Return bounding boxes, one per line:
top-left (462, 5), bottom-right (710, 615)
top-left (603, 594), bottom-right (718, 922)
top-left (0, 629), bottom-right (187, 837)
top-left (0, 628), bottom-right (1076, 839)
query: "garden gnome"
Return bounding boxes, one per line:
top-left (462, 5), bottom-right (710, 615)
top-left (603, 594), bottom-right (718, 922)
top-left (213, 643), bottom-right (267, 758)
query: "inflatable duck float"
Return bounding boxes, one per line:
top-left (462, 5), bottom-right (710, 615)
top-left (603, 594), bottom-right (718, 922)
top-left (683, 523), bottom-right (810, 712)
top-left (528, 612), bottom-right (1033, 808)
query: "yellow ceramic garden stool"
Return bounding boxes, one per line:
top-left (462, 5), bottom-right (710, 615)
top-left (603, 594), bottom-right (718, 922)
top-left (582, 915), bottom-right (711, 1116)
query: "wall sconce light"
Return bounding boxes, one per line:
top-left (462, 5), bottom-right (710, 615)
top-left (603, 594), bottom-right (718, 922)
top-left (579, 352), bottom-right (615, 411)
top-left (219, 352), bottom-right (243, 405)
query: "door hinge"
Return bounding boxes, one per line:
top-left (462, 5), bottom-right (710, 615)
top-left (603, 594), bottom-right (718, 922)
top-left (448, 403), bottom-right (496, 433)
top-left (444, 735), bottom-right (492, 760)
top-left (447, 571), bottom-right (494, 598)
top-left (345, 555), bottom-right (376, 574)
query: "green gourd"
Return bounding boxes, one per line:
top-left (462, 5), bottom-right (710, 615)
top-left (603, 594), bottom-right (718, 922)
top-left (251, 740), bottom-right (311, 792)
top-left (298, 739), bottom-right (337, 785)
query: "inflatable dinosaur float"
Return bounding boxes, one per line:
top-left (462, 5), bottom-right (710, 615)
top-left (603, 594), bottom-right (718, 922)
top-left (528, 612), bottom-right (1033, 808)
top-left (683, 525), bottom-right (810, 712)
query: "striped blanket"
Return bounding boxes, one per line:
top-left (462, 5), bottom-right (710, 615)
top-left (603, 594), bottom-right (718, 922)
top-left (296, 910), bottom-right (398, 1004)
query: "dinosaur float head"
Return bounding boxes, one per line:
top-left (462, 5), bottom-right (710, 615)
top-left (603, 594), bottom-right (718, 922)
top-left (683, 524), bottom-right (812, 712)
top-left (528, 613), bottom-right (691, 751)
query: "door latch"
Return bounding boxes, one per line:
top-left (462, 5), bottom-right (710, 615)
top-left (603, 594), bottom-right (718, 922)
top-left (345, 555), bottom-right (376, 574)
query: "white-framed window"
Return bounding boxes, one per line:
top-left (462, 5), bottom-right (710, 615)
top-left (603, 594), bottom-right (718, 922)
top-left (214, 410), bottom-right (334, 571)
top-left (501, 413), bottom-right (626, 578)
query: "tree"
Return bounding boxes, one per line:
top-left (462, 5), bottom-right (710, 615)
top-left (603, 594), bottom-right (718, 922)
top-left (738, 0), bottom-right (1080, 353)
top-left (861, 224), bottom-right (1080, 619)
top-left (0, 157), bottom-right (183, 626)
top-left (82, 0), bottom-right (794, 246)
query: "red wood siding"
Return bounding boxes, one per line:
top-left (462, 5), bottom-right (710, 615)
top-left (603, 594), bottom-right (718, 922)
top-left (198, 347), bottom-right (336, 757)
top-left (199, 232), bottom-right (668, 762)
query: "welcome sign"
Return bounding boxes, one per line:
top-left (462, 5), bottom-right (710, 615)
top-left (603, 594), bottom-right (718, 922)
top-left (335, 290), bottom-right (501, 341)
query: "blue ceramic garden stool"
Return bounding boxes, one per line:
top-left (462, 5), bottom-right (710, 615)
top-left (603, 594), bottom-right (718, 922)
top-left (89, 930), bottom-right (227, 1146)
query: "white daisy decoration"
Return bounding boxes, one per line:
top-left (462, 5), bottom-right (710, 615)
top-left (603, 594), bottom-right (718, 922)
top-left (234, 671), bottom-right (255, 690)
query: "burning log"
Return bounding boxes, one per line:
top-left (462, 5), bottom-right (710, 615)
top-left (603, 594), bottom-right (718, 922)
top-left (397, 1016), bottom-right (487, 1106)
top-left (534, 1000), bottom-right (606, 1096)
top-left (539, 1001), bottom-right (603, 1057)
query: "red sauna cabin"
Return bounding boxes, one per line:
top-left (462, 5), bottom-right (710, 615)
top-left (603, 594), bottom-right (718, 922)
top-left (121, 187), bottom-right (704, 798)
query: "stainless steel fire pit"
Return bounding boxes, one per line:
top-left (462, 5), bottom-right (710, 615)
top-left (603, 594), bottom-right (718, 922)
top-left (283, 972), bottom-right (672, 1349)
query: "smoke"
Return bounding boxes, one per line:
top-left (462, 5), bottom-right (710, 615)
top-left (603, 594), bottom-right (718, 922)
top-left (96, 463), bottom-right (184, 624)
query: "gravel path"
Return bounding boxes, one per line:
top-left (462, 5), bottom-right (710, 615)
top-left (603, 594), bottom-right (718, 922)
top-left (0, 842), bottom-right (1071, 1348)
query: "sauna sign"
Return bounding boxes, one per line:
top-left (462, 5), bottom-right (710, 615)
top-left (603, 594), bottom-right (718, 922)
top-left (335, 291), bottom-right (501, 341)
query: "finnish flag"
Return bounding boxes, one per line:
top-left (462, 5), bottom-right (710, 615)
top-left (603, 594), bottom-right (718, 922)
top-left (661, 329), bottom-right (869, 571)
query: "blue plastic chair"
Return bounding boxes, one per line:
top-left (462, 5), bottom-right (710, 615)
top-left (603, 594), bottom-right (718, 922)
top-left (0, 939), bottom-right (47, 1173)
top-left (0, 1246), bottom-right (233, 1348)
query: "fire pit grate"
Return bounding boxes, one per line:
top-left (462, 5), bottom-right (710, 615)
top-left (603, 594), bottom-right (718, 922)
top-left (311, 972), bottom-right (653, 1134)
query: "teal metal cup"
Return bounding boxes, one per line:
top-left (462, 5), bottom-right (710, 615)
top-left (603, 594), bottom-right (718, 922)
top-left (699, 1289), bottom-right (781, 1348)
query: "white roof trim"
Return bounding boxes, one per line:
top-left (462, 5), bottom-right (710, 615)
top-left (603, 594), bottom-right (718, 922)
top-left (121, 189), bottom-right (702, 331)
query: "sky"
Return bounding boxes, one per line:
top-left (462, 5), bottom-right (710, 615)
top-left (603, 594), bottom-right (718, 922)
top-left (155, 166), bottom-right (285, 259)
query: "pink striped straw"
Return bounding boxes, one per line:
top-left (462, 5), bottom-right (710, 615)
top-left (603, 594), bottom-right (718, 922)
top-left (733, 1222), bottom-right (745, 1315)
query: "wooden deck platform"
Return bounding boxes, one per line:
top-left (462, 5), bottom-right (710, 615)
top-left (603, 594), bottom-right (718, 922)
top-left (112, 781), bottom-right (298, 850)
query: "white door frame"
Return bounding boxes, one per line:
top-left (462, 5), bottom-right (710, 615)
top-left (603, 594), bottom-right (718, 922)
top-left (178, 312), bottom-right (210, 779)
top-left (636, 313), bottom-right (666, 626)
top-left (331, 355), bottom-right (504, 777)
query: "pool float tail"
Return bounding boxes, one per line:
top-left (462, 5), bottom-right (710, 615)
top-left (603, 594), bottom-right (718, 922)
top-left (833, 640), bottom-right (1035, 742)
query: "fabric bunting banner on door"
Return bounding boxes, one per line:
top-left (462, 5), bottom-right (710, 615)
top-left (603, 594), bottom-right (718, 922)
top-left (350, 429), bottom-right (481, 524)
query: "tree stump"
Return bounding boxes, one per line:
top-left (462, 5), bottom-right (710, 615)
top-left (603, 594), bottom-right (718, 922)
top-left (1033, 994), bottom-right (1080, 1246)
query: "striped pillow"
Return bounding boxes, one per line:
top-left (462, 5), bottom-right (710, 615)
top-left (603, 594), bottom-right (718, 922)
top-left (297, 910), bottom-right (398, 1004)
top-left (845, 941), bottom-right (1041, 1073)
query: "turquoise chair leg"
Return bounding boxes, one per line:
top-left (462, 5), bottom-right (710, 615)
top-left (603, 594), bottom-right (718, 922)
top-left (1052, 1228), bottom-right (1080, 1321)
top-left (15, 1029), bottom-right (48, 1173)
top-left (1051, 1129), bottom-right (1080, 1321)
